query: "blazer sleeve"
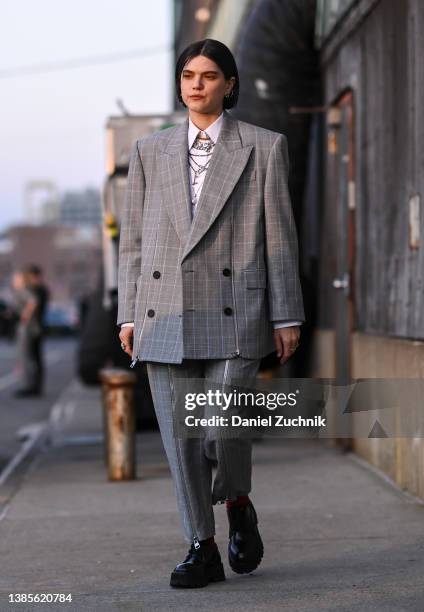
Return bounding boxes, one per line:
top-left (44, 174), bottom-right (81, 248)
top-left (264, 134), bottom-right (305, 323)
top-left (116, 141), bottom-right (145, 326)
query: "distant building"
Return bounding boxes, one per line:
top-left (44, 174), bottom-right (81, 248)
top-left (0, 224), bottom-right (102, 309)
top-left (24, 183), bottom-right (102, 227)
top-left (59, 188), bottom-right (102, 227)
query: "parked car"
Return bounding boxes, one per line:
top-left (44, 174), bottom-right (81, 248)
top-left (45, 304), bottom-right (78, 335)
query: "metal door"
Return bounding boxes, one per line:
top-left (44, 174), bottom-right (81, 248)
top-left (327, 90), bottom-right (357, 450)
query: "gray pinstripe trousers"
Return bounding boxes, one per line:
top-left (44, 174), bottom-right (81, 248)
top-left (146, 356), bottom-right (261, 544)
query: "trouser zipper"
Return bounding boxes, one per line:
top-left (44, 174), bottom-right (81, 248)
top-left (168, 364), bottom-right (200, 549)
top-left (219, 359), bottom-right (232, 504)
top-left (223, 359), bottom-right (230, 385)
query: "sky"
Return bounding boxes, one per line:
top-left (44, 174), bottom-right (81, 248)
top-left (0, 0), bottom-right (172, 232)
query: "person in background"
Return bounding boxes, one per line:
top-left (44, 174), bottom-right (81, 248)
top-left (11, 269), bottom-right (40, 397)
top-left (11, 265), bottom-right (49, 397)
top-left (24, 264), bottom-right (49, 396)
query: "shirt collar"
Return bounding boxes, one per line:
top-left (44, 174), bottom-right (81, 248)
top-left (188, 111), bottom-right (224, 149)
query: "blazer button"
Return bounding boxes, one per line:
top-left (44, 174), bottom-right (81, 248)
top-left (147, 309), bottom-right (155, 318)
top-left (153, 271), bottom-right (161, 279)
top-left (222, 268), bottom-right (231, 276)
top-left (224, 307), bottom-right (233, 316)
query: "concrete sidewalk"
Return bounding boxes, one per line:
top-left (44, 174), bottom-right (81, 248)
top-left (1, 379), bottom-right (424, 612)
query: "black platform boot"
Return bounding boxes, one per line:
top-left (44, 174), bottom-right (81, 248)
top-left (227, 501), bottom-right (264, 574)
top-left (170, 540), bottom-right (226, 588)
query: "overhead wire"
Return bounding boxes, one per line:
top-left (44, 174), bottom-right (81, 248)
top-left (0, 44), bottom-right (172, 79)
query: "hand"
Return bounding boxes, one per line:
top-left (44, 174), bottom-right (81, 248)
top-left (118, 326), bottom-right (134, 358)
top-left (273, 326), bottom-right (301, 365)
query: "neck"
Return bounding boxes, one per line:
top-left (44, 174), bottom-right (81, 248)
top-left (189, 108), bottom-right (223, 131)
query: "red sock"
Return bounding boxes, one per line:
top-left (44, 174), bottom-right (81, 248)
top-left (200, 536), bottom-right (215, 545)
top-left (226, 495), bottom-right (250, 509)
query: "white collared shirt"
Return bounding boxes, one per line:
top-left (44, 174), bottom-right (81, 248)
top-left (121, 113), bottom-right (301, 330)
top-left (188, 111), bottom-right (224, 218)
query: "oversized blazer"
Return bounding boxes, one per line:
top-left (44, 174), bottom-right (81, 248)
top-left (117, 109), bottom-right (305, 364)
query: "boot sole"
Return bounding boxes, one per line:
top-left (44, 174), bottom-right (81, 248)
top-left (170, 561), bottom-right (226, 588)
top-left (228, 539), bottom-right (264, 574)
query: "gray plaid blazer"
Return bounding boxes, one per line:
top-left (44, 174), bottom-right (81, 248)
top-left (117, 109), bottom-right (305, 364)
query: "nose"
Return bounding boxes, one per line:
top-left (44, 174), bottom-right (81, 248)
top-left (192, 76), bottom-right (203, 90)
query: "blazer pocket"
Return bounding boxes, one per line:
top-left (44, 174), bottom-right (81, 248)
top-left (243, 268), bottom-right (267, 289)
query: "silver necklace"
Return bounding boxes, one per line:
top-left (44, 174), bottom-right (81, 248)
top-left (189, 131), bottom-right (215, 204)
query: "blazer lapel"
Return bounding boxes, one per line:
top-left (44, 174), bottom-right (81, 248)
top-left (157, 116), bottom-right (192, 247)
top-left (182, 111), bottom-right (253, 262)
top-left (158, 109), bottom-right (254, 262)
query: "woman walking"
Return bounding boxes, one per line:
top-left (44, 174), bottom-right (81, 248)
top-left (118, 38), bottom-right (305, 588)
top-left (11, 269), bottom-right (42, 397)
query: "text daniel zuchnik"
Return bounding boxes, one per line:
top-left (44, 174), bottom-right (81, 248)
top-left (185, 415), bottom-right (327, 427)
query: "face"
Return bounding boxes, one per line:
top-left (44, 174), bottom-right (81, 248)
top-left (12, 272), bottom-right (25, 290)
top-left (180, 55), bottom-right (235, 114)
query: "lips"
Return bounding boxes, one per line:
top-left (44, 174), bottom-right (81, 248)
top-left (190, 95), bottom-right (204, 99)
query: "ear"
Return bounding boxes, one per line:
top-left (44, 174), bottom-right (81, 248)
top-left (226, 76), bottom-right (236, 94)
